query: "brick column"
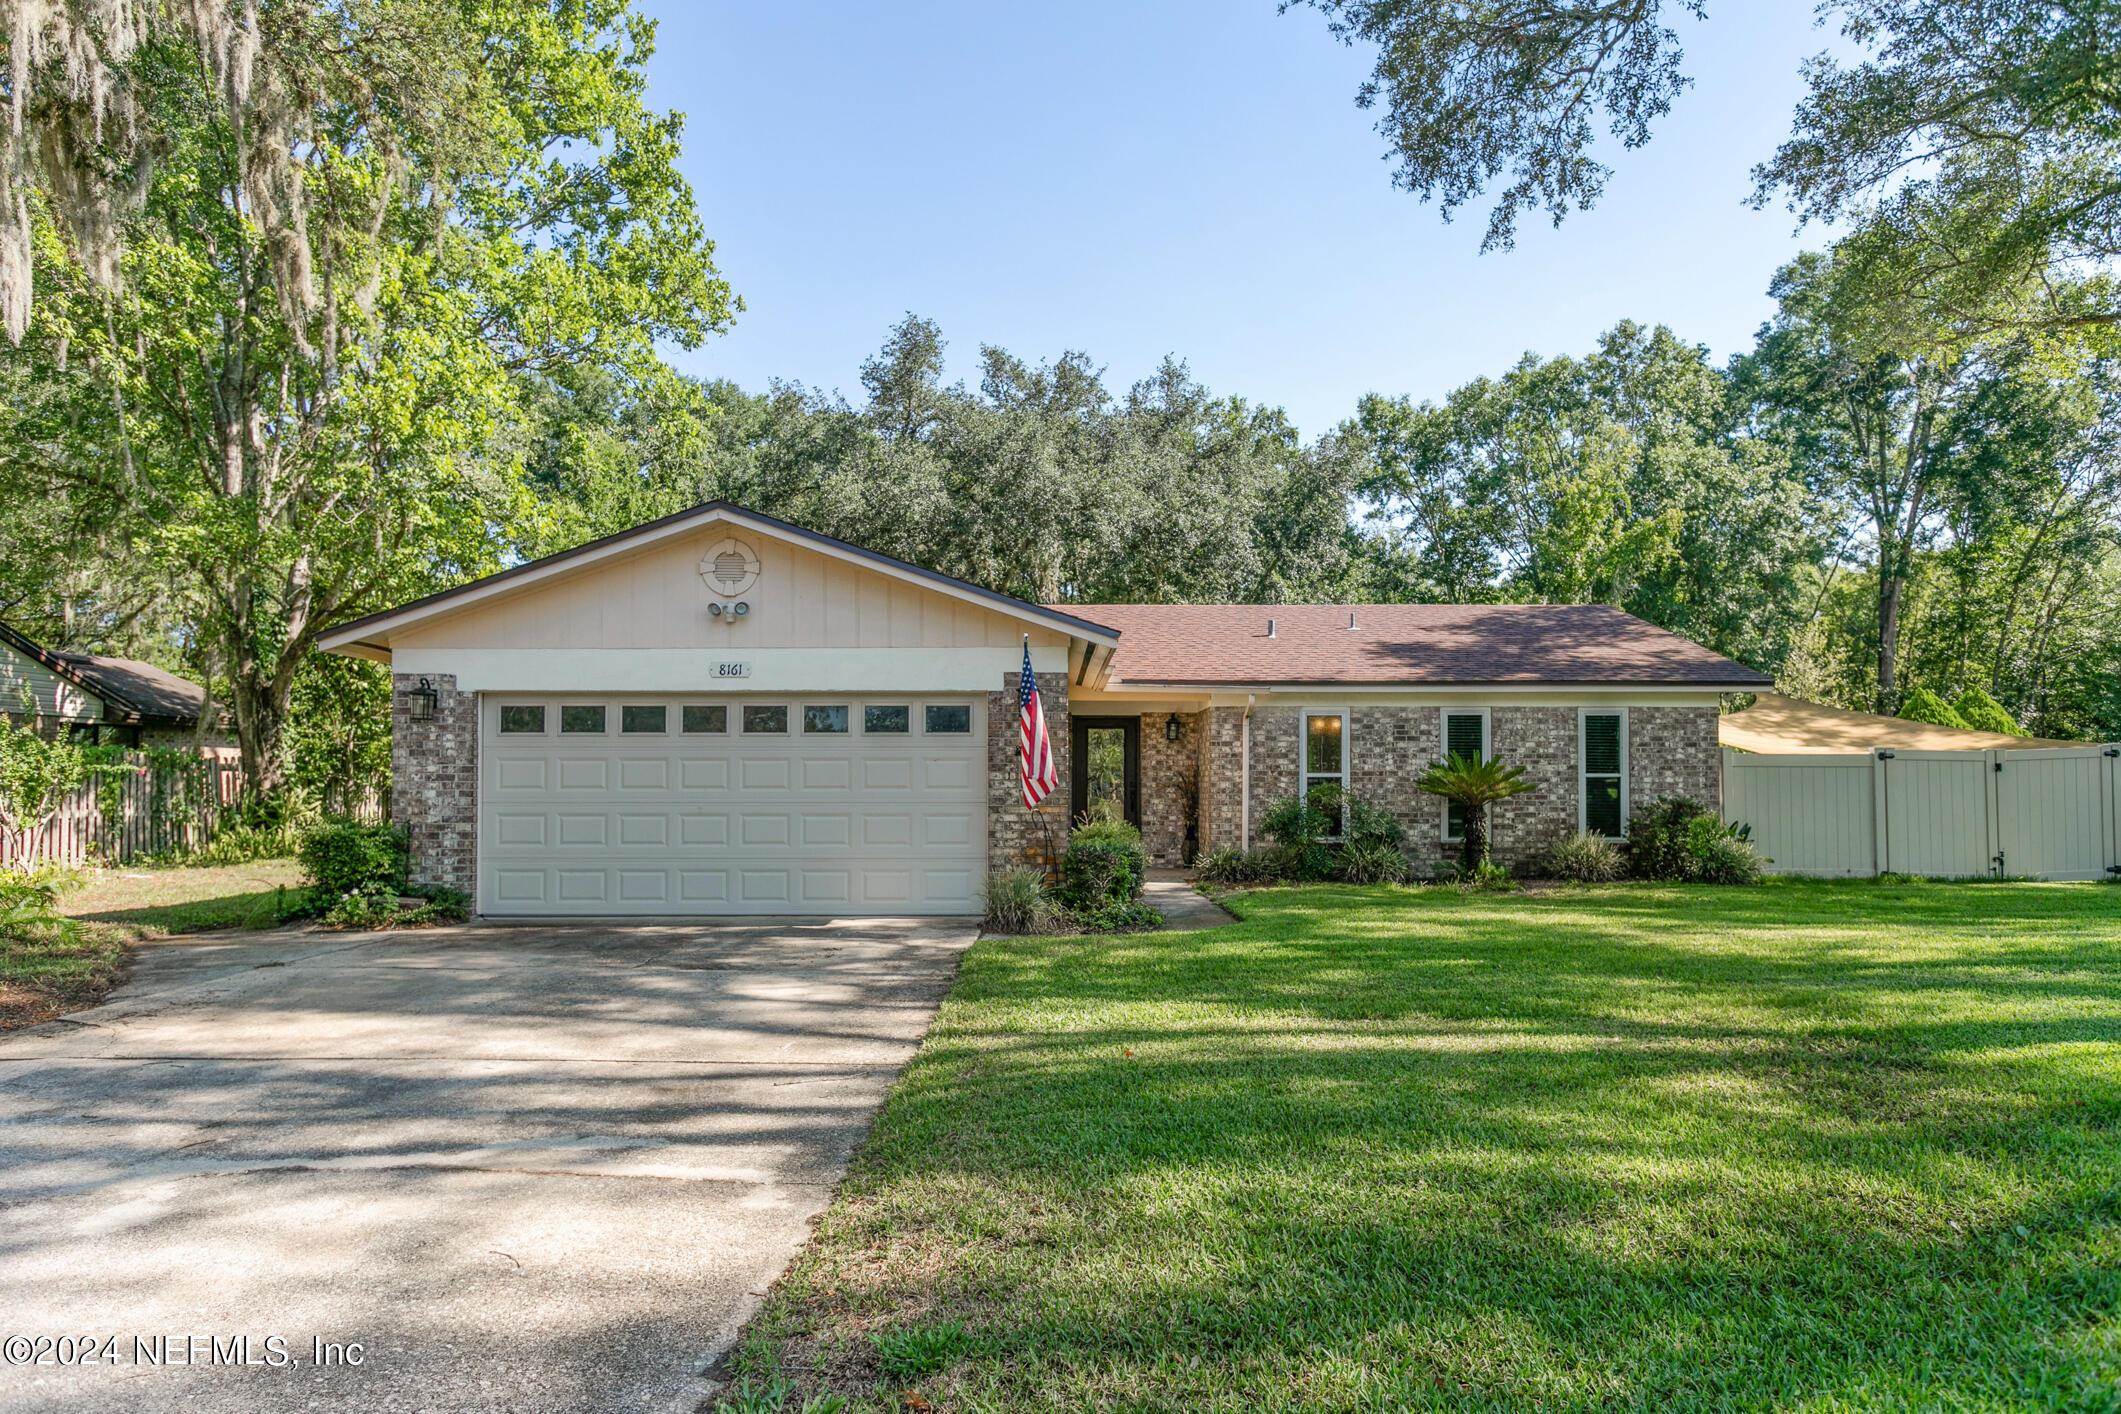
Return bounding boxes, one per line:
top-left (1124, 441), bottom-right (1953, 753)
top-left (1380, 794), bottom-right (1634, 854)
top-left (391, 672), bottom-right (477, 897)
top-left (988, 672), bottom-right (1071, 873)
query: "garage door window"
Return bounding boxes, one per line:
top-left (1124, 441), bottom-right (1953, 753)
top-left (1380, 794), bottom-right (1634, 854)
top-left (803, 705), bottom-right (849, 734)
top-left (622, 705), bottom-right (667, 734)
top-left (742, 704), bottom-right (788, 734)
top-left (681, 704), bottom-right (727, 734)
top-left (499, 704), bottom-right (545, 734)
top-left (864, 704), bottom-right (910, 734)
top-left (925, 704), bottom-right (971, 734)
top-left (560, 705), bottom-right (606, 734)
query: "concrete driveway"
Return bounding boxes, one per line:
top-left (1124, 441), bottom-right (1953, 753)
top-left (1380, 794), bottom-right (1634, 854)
top-left (0, 917), bottom-right (975, 1413)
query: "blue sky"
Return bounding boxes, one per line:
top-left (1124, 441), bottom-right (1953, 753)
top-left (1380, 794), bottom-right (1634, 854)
top-left (645, 2), bottom-right (1844, 437)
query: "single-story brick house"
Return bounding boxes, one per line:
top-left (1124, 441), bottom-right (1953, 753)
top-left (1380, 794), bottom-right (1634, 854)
top-left (0, 623), bottom-right (232, 750)
top-left (318, 503), bottom-right (1770, 916)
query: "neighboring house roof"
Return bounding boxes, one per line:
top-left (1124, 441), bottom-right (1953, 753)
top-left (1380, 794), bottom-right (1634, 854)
top-left (1720, 692), bottom-right (2077, 754)
top-left (317, 501), bottom-right (1120, 655)
top-left (0, 623), bottom-right (214, 727)
top-left (1059, 603), bottom-right (1774, 688)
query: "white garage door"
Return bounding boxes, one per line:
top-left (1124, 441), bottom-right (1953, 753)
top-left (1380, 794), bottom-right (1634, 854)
top-left (478, 696), bottom-right (987, 916)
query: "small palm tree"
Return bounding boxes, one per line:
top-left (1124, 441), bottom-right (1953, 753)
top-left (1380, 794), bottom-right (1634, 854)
top-left (1417, 751), bottom-right (1534, 871)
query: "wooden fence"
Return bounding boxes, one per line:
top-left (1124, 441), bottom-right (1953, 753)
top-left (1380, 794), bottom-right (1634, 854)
top-left (1722, 744), bottom-right (2121, 881)
top-left (0, 757), bottom-right (386, 868)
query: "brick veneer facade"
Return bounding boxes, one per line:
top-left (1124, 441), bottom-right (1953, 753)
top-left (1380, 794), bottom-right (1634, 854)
top-left (1186, 700), bottom-right (1722, 874)
top-left (391, 672), bottom-right (477, 896)
top-left (1138, 710), bottom-right (1209, 867)
top-left (988, 671), bottom-right (1072, 873)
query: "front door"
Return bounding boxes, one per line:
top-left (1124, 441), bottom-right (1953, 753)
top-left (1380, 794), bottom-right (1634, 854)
top-left (1069, 716), bottom-right (1140, 829)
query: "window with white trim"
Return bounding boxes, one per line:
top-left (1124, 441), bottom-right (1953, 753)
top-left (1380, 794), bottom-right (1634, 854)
top-left (1440, 708), bottom-right (1490, 842)
top-left (1302, 711), bottom-right (1349, 839)
top-left (1580, 709), bottom-right (1628, 838)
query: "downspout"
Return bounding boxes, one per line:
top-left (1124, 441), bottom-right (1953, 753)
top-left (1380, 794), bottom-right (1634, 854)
top-left (1240, 694), bottom-right (1256, 850)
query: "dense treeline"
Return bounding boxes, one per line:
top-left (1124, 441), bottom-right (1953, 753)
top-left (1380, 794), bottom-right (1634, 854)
top-left (0, 0), bottom-right (2115, 815)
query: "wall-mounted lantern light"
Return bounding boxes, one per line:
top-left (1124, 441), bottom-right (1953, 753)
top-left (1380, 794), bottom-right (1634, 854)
top-left (1165, 713), bottom-right (1183, 743)
top-left (407, 676), bottom-right (438, 723)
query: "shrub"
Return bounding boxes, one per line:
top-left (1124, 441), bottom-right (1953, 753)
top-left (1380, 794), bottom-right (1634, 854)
top-left (1258, 792), bottom-right (1330, 848)
top-left (1953, 686), bottom-right (2024, 736)
top-left (322, 883), bottom-right (401, 929)
top-left (1415, 752), bottom-right (1534, 870)
top-left (1058, 819), bottom-right (1146, 908)
top-left (1685, 814), bottom-right (1765, 884)
top-left (1193, 846), bottom-right (1257, 885)
top-left (299, 820), bottom-right (407, 899)
top-left (1444, 858), bottom-right (1516, 891)
top-left (1898, 686), bottom-right (1970, 730)
top-left (1626, 796), bottom-right (1712, 881)
top-left (1545, 830), bottom-right (1624, 882)
top-left (1343, 795), bottom-right (1406, 852)
top-left (1337, 840), bottom-right (1411, 884)
top-left (981, 867), bottom-right (1057, 934)
top-left (0, 865), bottom-right (68, 933)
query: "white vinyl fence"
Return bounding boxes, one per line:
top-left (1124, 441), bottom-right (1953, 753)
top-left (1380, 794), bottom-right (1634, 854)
top-left (1722, 744), bottom-right (2121, 881)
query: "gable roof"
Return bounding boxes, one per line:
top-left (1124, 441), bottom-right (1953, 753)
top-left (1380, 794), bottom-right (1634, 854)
top-left (0, 623), bottom-right (213, 725)
top-left (318, 501), bottom-right (1119, 655)
top-left (1720, 692), bottom-right (2076, 754)
top-left (1058, 603), bottom-right (1773, 689)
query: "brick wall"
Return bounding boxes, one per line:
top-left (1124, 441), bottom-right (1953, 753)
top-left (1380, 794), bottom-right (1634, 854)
top-left (392, 673), bottom-right (477, 897)
top-left (1138, 710), bottom-right (1208, 867)
top-left (1195, 701), bottom-right (1722, 875)
top-left (988, 672), bottom-right (1071, 873)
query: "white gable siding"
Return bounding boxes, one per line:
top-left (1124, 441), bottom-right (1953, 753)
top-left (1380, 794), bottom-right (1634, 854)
top-left (0, 642), bottom-right (102, 720)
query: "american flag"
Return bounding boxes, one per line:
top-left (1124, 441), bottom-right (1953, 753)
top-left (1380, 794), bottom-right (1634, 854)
top-left (1018, 640), bottom-right (1057, 809)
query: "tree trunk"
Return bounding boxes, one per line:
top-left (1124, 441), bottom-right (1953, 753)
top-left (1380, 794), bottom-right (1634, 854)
top-left (1876, 570), bottom-right (1905, 713)
top-left (1462, 803), bottom-right (1489, 872)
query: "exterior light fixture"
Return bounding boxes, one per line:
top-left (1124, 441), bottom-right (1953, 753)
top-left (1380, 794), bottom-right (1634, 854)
top-left (407, 676), bottom-right (438, 722)
top-left (1165, 713), bottom-right (1183, 743)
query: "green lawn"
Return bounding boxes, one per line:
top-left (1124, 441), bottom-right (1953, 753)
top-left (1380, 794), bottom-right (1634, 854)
top-left (1, 859), bottom-right (307, 1028)
top-left (730, 880), bottom-right (2121, 1411)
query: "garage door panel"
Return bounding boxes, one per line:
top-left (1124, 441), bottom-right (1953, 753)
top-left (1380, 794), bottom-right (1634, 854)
top-left (680, 759), bottom-right (728, 791)
top-left (481, 697), bottom-right (984, 916)
top-left (495, 758), bottom-right (549, 792)
top-left (678, 813), bottom-right (728, 846)
top-left (557, 759), bottom-right (608, 791)
top-left (494, 813), bottom-right (546, 847)
top-left (617, 813), bottom-right (669, 846)
top-left (617, 758), bottom-right (669, 791)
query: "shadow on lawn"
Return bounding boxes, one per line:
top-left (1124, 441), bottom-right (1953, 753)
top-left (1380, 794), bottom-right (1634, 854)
top-left (768, 883), bottom-right (2121, 1408)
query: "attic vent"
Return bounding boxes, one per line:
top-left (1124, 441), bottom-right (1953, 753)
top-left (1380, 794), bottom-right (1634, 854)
top-left (1348, 610), bottom-right (1359, 630)
top-left (1266, 616), bottom-right (1277, 639)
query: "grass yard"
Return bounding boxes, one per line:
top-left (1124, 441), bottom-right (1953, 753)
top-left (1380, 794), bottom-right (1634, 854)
top-left (1, 858), bottom-right (307, 1028)
top-left (730, 880), bottom-right (2121, 1411)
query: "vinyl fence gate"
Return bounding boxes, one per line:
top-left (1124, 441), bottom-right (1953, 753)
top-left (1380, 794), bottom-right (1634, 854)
top-left (1721, 745), bottom-right (2121, 881)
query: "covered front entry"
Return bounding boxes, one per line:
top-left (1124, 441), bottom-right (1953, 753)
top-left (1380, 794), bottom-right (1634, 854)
top-left (477, 694), bottom-right (987, 915)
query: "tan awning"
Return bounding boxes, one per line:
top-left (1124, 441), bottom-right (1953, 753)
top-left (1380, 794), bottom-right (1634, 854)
top-left (1720, 692), bottom-right (2079, 755)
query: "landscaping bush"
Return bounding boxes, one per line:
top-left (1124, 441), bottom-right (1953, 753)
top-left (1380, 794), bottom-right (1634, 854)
top-left (1444, 857), bottom-right (1516, 891)
top-left (1545, 830), bottom-right (1625, 883)
top-left (0, 865), bottom-right (68, 934)
top-left (1258, 792), bottom-right (1330, 849)
top-left (1337, 840), bottom-right (1411, 884)
top-left (1058, 819), bottom-right (1147, 908)
top-left (1626, 796), bottom-right (1712, 881)
top-left (1685, 814), bottom-right (1766, 884)
top-left (299, 820), bottom-right (407, 899)
top-left (981, 867), bottom-right (1058, 934)
top-left (1193, 846), bottom-right (1257, 886)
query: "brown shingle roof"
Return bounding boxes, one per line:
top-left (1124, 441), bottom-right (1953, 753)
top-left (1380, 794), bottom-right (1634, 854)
top-left (1055, 603), bottom-right (1772, 688)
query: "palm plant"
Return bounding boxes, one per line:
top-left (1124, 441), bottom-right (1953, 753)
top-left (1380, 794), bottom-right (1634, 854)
top-left (1416, 751), bottom-right (1534, 871)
